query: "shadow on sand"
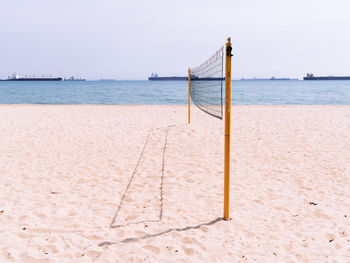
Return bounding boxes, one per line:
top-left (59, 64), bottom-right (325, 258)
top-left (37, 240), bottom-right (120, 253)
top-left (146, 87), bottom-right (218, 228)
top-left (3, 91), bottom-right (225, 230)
top-left (103, 125), bottom-right (224, 246)
top-left (100, 217), bottom-right (223, 246)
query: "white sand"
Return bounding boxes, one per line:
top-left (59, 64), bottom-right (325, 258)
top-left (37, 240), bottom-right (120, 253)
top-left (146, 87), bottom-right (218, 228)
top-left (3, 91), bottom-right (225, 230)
top-left (0, 105), bottom-right (349, 262)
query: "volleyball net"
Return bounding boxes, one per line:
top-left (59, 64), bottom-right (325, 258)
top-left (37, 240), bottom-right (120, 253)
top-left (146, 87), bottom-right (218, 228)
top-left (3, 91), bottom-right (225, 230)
top-left (187, 38), bottom-right (232, 221)
top-left (189, 47), bottom-right (225, 119)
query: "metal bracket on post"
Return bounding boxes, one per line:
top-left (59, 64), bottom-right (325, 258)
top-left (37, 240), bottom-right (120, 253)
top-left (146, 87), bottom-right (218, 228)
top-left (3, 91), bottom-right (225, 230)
top-left (226, 46), bottom-right (233, 57)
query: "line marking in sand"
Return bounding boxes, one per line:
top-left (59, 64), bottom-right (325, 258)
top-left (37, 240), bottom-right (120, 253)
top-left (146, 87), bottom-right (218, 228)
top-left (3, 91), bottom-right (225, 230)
top-left (110, 126), bottom-right (171, 228)
top-left (109, 133), bottom-right (150, 228)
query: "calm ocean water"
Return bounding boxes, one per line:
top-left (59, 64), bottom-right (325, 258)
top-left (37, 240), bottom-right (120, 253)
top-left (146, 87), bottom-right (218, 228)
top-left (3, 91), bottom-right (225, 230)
top-left (0, 80), bottom-right (350, 105)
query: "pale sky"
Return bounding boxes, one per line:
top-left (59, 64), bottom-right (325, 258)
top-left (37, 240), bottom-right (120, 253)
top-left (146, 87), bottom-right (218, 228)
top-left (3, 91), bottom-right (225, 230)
top-left (1, 0), bottom-right (350, 80)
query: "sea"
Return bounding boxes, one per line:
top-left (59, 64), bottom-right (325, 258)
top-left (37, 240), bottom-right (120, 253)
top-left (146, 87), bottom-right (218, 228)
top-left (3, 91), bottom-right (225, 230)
top-left (0, 80), bottom-right (350, 105)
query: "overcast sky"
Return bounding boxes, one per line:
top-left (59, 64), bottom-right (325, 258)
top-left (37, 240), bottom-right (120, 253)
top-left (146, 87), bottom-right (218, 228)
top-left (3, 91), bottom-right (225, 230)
top-left (1, 0), bottom-right (350, 79)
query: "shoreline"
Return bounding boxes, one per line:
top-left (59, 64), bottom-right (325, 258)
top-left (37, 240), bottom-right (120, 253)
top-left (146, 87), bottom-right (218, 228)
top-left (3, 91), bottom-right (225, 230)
top-left (0, 104), bottom-right (349, 107)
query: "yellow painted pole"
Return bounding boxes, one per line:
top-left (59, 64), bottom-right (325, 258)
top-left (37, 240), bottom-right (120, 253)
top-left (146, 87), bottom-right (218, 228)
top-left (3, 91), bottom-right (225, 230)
top-left (188, 68), bottom-right (191, 124)
top-left (224, 37), bottom-right (232, 220)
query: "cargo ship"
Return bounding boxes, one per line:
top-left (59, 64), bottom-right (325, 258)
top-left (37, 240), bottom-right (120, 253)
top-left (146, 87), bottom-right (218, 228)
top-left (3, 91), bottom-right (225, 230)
top-left (148, 73), bottom-right (187, 81)
top-left (4, 73), bottom-right (62, 81)
top-left (304, 73), bottom-right (350, 80)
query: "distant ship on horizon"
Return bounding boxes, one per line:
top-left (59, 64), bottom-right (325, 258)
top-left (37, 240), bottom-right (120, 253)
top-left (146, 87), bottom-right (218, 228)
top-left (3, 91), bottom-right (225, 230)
top-left (148, 73), bottom-right (225, 81)
top-left (2, 73), bottom-right (62, 81)
top-left (304, 73), bottom-right (350, 80)
top-left (148, 73), bottom-right (187, 81)
top-left (241, 77), bottom-right (298, 81)
top-left (64, 76), bottom-right (86, 81)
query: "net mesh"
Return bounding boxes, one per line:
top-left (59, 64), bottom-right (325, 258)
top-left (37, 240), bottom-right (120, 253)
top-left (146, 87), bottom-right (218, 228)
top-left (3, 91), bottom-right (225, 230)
top-left (190, 46), bottom-right (224, 119)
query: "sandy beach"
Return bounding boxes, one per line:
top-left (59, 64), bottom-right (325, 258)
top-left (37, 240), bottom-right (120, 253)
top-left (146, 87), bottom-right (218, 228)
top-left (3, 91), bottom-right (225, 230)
top-left (0, 105), bottom-right (349, 262)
